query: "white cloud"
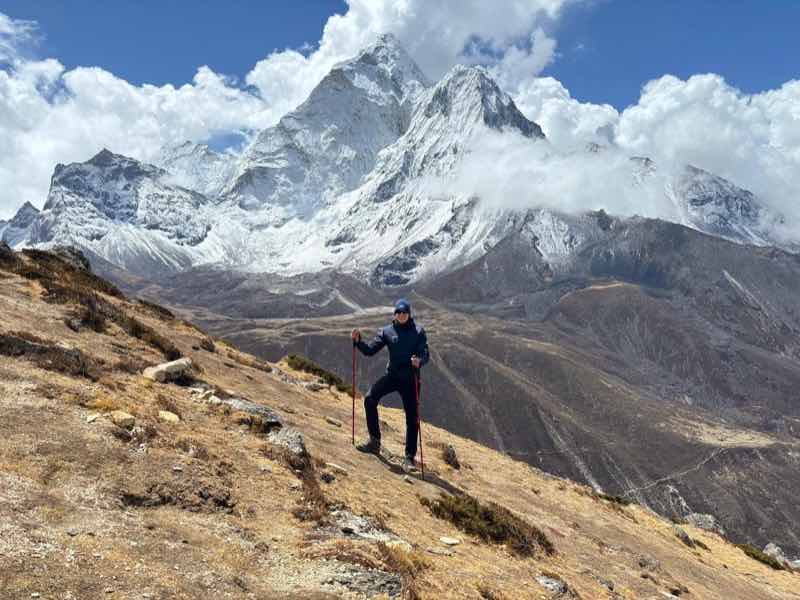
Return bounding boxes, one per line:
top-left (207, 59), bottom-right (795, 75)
top-left (245, 0), bottom-right (573, 127)
top-left (614, 74), bottom-right (800, 225)
top-left (0, 2), bottom-right (574, 219)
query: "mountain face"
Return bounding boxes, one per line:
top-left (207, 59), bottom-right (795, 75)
top-left (15, 34), bottom-right (794, 284)
top-left (29, 149), bottom-right (213, 274)
top-left (0, 201), bottom-right (40, 246)
top-left (222, 33), bottom-right (430, 214)
top-left (155, 141), bottom-right (236, 198)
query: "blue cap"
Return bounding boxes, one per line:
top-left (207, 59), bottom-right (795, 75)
top-left (394, 298), bottom-right (411, 314)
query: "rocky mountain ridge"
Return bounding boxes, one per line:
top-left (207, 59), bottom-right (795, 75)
top-left (3, 34), bottom-right (792, 285)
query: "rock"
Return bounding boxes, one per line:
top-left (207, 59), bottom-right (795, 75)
top-left (442, 444), bottom-right (460, 469)
top-left (198, 389), bottom-right (214, 401)
top-left (672, 524), bottom-right (695, 548)
top-left (403, 475), bottom-right (414, 484)
top-left (109, 410), bottom-right (135, 430)
top-left (208, 395), bottom-right (223, 405)
top-left (789, 559), bottom-right (800, 570)
top-left (638, 555), bottom-right (660, 571)
top-left (268, 427), bottom-right (308, 470)
top-left (320, 472), bottom-right (336, 484)
top-left (86, 413), bottom-right (99, 423)
top-left (143, 358), bottom-right (193, 383)
top-left (226, 397), bottom-right (282, 430)
top-left (326, 462), bottom-right (348, 475)
top-left (763, 542), bottom-right (788, 566)
top-left (685, 512), bottom-right (726, 536)
top-left (536, 576), bottom-right (568, 594)
top-left (325, 416), bottom-right (343, 427)
top-left (439, 536), bottom-right (461, 546)
top-left (158, 410), bottom-right (180, 423)
top-left (305, 381), bottom-right (325, 392)
top-left (426, 546), bottom-right (453, 556)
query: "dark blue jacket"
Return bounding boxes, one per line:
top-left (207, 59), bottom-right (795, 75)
top-left (356, 318), bottom-right (430, 379)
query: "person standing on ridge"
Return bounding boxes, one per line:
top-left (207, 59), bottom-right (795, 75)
top-left (351, 298), bottom-right (430, 473)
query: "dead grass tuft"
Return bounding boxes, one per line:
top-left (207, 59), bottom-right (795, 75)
top-left (377, 543), bottom-right (429, 600)
top-left (420, 492), bottom-right (554, 557)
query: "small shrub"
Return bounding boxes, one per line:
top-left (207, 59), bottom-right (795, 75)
top-left (420, 492), bottom-right (554, 557)
top-left (477, 584), bottom-right (506, 600)
top-left (0, 332), bottom-right (98, 380)
top-left (87, 396), bottom-right (123, 412)
top-left (78, 294), bottom-right (107, 332)
top-left (137, 298), bottom-right (175, 320)
top-left (156, 394), bottom-right (182, 418)
top-left (594, 491), bottom-right (632, 506)
top-left (286, 354), bottom-right (352, 395)
top-left (442, 444), bottom-right (460, 469)
top-left (736, 543), bottom-right (786, 570)
top-left (199, 337), bottom-right (215, 352)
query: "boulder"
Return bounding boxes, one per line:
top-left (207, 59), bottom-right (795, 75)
top-left (158, 410), bottom-right (180, 424)
top-left (109, 410), bottom-right (135, 430)
top-left (268, 427), bottom-right (308, 469)
top-left (304, 381), bottom-right (325, 392)
top-left (685, 512), bottom-right (726, 536)
top-left (226, 397), bottom-right (282, 430)
top-left (439, 536), bottom-right (461, 546)
top-left (325, 416), bottom-right (343, 427)
top-left (763, 543), bottom-right (788, 566)
top-left (536, 576), bottom-right (568, 595)
top-left (143, 358), bottom-right (193, 383)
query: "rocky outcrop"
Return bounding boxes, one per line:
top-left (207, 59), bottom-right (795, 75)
top-left (143, 358), bottom-right (194, 383)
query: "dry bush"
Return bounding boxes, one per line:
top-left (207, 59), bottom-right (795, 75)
top-left (175, 437), bottom-right (211, 461)
top-left (156, 394), bottom-right (182, 418)
top-left (420, 492), bottom-right (554, 557)
top-left (0, 331), bottom-right (99, 380)
top-left (136, 298), bottom-right (175, 321)
top-left (199, 337), bottom-right (216, 352)
top-left (286, 354), bottom-right (351, 394)
top-left (377, 543), bottom-right (429, 600)
top-left (87, 396), bottom-right (123, 413)
top-left (736, 543), bottom-right (786, 570)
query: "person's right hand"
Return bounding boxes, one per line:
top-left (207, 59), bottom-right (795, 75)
top-left (351, 329), bottom-right (361, 342)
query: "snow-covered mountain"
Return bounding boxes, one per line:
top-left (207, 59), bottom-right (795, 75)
top-left (222, 33), bottom-right (429, 216)
top-left (155, 141), bottom-right (236, 198)
top-left (0, 201), bottom-right (40, 247)
top-left (11, 33), bottom-right (795, 283)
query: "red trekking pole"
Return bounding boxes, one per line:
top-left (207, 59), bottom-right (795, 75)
top-left (351, 341), bottom-right (357, 445)
top-left (414, 370), bottom-right (424, 481)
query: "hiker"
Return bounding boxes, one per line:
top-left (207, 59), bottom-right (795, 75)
top-left (351, 298), bottom-right (429, 473)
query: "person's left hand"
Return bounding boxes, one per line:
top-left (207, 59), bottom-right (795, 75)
top-left (411, 355), bottom-right (420, 369)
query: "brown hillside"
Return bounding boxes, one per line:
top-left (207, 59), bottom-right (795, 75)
top-left (1, 248), bottom-right (798, 599)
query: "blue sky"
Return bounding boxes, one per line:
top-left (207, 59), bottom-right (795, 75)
top-left (1, 0), bottom-right (797, 110)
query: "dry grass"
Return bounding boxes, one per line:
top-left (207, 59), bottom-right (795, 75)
top-left (377, 543), bottom-right (429, 600)
top-left (420, 492), bottom-right (554, 558)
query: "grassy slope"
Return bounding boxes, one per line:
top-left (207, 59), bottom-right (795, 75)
top-left (0, 251), bottom-right (797, 599)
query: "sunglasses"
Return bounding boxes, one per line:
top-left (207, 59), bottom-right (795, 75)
top-left (394, 309), bottom-right (408, 314)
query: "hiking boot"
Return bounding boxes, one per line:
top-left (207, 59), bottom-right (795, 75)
top-left (401, 455), bottom-right (415, 473)
top-left (355, 437), bottom-right (381, 454)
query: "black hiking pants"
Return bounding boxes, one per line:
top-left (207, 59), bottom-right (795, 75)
top-left (364, 373), bottom-right (419, 459)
